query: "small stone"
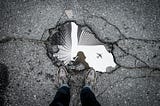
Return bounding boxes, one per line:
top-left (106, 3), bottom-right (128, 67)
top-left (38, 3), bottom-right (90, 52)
top-left (65, 10), bottom-right (73, 19)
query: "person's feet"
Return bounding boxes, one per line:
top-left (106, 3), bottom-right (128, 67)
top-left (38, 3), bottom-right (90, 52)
top-left (84, 68), bottom-right (97, 89)
top-left (58, 66), bottom-right (69, 87)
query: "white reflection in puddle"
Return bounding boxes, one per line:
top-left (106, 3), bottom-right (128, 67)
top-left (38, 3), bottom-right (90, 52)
top-left (71, 22), bottom-right (116, 72)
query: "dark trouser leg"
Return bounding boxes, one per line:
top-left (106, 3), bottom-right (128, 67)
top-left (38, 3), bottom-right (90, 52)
top-left (80, 87), bottom-right (101, 106)
top-left (50, 86), bottom-right (70, 106)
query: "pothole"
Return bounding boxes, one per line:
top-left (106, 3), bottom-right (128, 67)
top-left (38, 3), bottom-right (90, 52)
top-left (44, 21), bottom-right (116, 72)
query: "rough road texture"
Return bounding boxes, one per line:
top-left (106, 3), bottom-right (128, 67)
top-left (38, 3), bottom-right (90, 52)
top-left (0, 0), bottom-right (160, 106)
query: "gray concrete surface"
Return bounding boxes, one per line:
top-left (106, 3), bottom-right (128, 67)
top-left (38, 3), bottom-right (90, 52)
top-left (0, 0), bottom-right (160, 106)
top-left (0, 39), bottom-right (58, 106)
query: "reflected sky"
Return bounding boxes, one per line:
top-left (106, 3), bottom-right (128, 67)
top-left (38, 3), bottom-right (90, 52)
top-left (71, 22), bottom-right (116, 72)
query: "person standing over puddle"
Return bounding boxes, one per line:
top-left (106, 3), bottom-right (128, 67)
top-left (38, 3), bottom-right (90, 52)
top-left (49, 66), bottom-right (101, 106)
top-left (50, 51), bottom-right (101, 106)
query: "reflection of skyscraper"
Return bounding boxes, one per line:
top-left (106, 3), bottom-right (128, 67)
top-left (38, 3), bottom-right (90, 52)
top-left (48, 28), bottom-right (65, 45)
top-left (51, 22), bottom-right (72, 64)
top-left (77, 27), bottom-right (103, 45)
top-left (49, 22), bottom-right (72, 46)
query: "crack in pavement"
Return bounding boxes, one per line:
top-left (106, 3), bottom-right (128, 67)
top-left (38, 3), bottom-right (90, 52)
top-left (83, 20), bottom-right (107, 44)
top-left (0, 37), bottom-right (44, 44)
top-left (114, 38), bottom-right (160, 70)
top-left (86, 14), bottom-right (160, 43)
top-left (124, 37), bottom-right (160, 43)
top-left (84, 13), bottom-right (160, 44)
top-left (114, 43), bottom-right (150, 67)
top-left (56, 9), bottom-right (66, 26)
top-left (96, 70), bottom-right (159, 97)
top-left (90, 15), bottom-right (127, 40)
top-left (83, 15), bottom-right (125, 44)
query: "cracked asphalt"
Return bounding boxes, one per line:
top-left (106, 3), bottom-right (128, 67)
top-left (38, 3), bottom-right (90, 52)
top-left (0, 0), bottom-right (160, 106)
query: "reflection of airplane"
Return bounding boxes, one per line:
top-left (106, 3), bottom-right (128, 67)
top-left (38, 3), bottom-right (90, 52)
top-left (96, 53), bottom-right (102, 59)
